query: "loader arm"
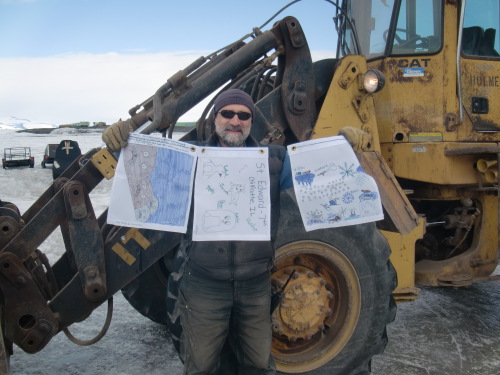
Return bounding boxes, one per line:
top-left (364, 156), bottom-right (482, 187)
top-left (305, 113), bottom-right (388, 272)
top-left (0, 16), bottom-right (325, 355)
top-left (125, 17), bottom-right (320, 144)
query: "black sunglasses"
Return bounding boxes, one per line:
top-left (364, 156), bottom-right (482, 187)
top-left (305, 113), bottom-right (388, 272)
top-left (218, 110), bottom-right (252, 121)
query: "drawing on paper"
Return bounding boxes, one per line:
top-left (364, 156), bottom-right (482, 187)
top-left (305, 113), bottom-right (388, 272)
top-left (338, 162), bottom-right (356, 179)
top-left (198, 163), bottom-right (247, 231)
top-left (202, 210), bottom-right (237, 232)
top-left (294, 170), bottom-right (315, 186)
top-left (193, 148), bottom-right (271, 241)
top-left (202, 159), bottom-right (228, 178)
top-left (229, 183), bottom-right (244, 205)
top-left (123, 144), bottom-right (159, 222)
top-left (288, 137), bottom-right (383, 231)
top-left (121, 142), bottom-right (195, 226)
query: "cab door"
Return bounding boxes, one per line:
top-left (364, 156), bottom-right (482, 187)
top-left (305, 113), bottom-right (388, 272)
top-left (460, 0), bottom-right (500, 131)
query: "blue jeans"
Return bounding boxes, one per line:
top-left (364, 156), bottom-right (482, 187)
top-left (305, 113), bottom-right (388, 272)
top-left (178, 269), bottom-right (273, 374)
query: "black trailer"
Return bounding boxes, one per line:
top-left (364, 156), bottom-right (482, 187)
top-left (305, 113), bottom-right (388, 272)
top-left (2, 147), bottom-right (35, 169)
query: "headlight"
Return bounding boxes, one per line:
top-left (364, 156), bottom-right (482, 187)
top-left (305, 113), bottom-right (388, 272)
top-left (363, 69), bottom-right (385, 93)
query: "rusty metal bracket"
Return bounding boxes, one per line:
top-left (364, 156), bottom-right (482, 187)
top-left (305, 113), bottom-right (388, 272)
top-left (338, 61), bottom-right (360, 89)
top-left (62, 181), bottom-right (107, 302)
top-left (285, 17), bottom-right (306, 47)
top-left (260, 125), bottom-right (283, 146)
top-left (91, 148), bottom-right (117, 180)
top-left (64, 182), bottom-right (88, 220)
top-left (0, 252), bottom-right (58, 354)
top-left (20, 319), bottom-right (54, 350)
top-left (0, 205), bottom-right (23, 248)
top-left (0, 148), bottom-right (112, 353)
top-left (287, 80), bottom-right (308, 115)
top-left (0, 252), bottom-right (32, 288)
top-left (279, 17), bottom-right (316, 141)
top-left (352, 95), bottom-right (371, 123)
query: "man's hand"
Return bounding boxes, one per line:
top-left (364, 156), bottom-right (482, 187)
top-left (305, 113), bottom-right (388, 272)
top-left (102, 119), bottom-right (134, 152)
top-left (338, 126), bottom-right (371, 152)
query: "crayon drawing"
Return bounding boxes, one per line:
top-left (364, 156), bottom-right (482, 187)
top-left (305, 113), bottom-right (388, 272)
top-left (108, 134), bottom-right (197, 233)
top-left (288, 136), bottom-right (383, 231)
top-left (193, 147), bottom-right (270, 241)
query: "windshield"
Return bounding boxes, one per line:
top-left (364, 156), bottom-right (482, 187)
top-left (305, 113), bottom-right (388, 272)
top-left (337, 0), bottom-right (442, 59)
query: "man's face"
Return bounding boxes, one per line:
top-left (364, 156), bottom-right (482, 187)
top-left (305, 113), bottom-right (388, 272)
top-left (214, 104), bottom-right (252, 147)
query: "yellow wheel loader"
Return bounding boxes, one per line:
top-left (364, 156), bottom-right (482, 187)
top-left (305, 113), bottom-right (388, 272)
top-left (0, 0), bottom-right (498, 374)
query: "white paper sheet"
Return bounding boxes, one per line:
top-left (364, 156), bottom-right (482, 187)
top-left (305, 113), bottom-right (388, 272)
top-left (288, 136), bottom-right (383, 231)
top-left (192, 146), bottom-right (270, 241)
top-left (107, 134), bottom-right (197, 232)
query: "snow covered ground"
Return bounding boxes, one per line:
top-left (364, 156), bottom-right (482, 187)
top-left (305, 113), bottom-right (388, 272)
top-left (0, 116), bottom-right (57, 131)
top-left (1, 129), bottom-right (499, 374)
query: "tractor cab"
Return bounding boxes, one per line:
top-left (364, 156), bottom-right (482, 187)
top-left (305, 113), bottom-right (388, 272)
top-left (332, 0), bottom-right (500, 291)
top-left (336, 0), bottom-right (500, 136)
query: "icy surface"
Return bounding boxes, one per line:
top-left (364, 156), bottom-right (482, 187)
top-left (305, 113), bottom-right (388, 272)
top-left (1, 130), bottom-right (499, 374)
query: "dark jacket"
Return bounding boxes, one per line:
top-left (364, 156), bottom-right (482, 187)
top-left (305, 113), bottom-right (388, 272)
top-left (179, 133), bottom-right (286, 281)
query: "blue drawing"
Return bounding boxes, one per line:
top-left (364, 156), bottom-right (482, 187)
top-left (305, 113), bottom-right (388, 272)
top-left (147, 148), bottom-right (195, 226)
top-left (345, 209), bottom-right (361, 220)
top-left (134, 195), bottom-right (159, 222)
top-left (306, 210), bottom-right (325, 225)
top-left (342, 191), bottom-right (355, 204)
top-left (338, 162), bottom-right (356, 179)
top-left (295, 170), bottom-right (315, 186)
top-left (320, 199), bottom-right (339, 211)
top-left (359, 190), bottom-right (378, 201)
top-left (357, 165), bottom-right (365, 173)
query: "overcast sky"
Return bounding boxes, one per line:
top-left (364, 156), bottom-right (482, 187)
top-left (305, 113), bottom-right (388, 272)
top-left (0, 0), bottom-right (338, 125)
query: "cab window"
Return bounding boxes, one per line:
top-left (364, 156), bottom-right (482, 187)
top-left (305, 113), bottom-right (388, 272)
top-left (462, 0), bottom-right (500, 57)
top-left (390, 0), bottom-right (442, 55)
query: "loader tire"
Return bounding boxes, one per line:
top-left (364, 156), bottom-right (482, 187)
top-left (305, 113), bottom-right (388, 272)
top-left (165, 190), bottom-right (397, 374)
top-left (271, 190), bottom-right (397, 374)
top-left (121, 258), bottom-right (171, 326)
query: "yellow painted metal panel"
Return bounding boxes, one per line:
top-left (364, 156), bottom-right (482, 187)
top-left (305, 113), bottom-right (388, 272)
top-left (382, 217), bottom-right (425, 294)
top-left (382, 142), bottom-right (495, 185)
top-left (313, 55), bottom-right (381, 152)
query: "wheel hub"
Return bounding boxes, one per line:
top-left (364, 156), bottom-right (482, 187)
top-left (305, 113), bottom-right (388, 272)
top-left (272, 267), bottom-right (332, 341)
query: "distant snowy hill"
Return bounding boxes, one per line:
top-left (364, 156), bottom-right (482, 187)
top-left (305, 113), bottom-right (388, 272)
top-left (0, 116), bottom-right (57, 130)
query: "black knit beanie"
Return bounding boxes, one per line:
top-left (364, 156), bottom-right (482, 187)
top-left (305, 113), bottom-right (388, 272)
top-left (213, 89), bottom-right (255, 118)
